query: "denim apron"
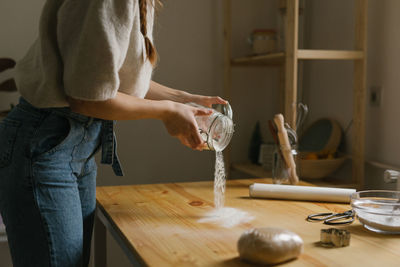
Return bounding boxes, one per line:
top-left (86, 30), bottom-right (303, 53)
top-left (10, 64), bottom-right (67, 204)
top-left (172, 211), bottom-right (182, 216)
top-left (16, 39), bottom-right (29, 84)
top-left (0, 97), bottom-right (123, 267)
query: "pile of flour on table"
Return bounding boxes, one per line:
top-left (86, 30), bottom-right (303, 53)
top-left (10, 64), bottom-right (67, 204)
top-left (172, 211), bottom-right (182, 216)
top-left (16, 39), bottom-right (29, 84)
top-left (198, 151), bottom-right (254, 228)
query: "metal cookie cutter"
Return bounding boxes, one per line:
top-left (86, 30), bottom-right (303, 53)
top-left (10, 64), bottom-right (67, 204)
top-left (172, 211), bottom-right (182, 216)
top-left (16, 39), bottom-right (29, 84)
top-left (320, 228), bottom-right (351, 248)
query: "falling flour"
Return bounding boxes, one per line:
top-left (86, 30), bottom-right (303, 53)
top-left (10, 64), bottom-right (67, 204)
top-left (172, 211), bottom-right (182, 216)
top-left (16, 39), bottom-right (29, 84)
top-left (198, 151), bottom-right (254, 228)
top-left (214, 151), bottom-right (226, 209)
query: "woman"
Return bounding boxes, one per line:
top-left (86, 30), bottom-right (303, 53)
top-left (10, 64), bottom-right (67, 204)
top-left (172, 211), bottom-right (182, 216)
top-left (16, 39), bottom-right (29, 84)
top-left (0, 0), bottom-right (226, 266)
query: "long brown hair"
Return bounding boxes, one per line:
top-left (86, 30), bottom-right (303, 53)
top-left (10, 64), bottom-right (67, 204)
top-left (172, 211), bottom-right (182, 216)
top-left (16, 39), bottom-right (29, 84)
top-left (138, 0), bottom-right (161, 67)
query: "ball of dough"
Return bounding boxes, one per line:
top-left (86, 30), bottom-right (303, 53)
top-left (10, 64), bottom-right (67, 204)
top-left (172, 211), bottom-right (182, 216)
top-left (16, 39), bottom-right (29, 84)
top-left (237, 227), bottom-right (303, 265)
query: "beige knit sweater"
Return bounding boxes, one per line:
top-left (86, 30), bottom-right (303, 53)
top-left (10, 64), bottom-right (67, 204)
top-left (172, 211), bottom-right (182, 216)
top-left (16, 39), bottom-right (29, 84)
top-left (16, 0), bottom-right (154, 108)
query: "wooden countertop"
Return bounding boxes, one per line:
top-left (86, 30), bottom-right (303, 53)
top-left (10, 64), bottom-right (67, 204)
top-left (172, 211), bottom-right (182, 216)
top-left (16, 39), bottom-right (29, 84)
top-left (96, 178), bottom-right (400, 266)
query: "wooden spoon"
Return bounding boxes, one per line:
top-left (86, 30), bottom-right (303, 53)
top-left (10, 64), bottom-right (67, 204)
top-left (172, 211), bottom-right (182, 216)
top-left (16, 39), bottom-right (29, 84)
top-left (273, 114), bottom-right (299, 185)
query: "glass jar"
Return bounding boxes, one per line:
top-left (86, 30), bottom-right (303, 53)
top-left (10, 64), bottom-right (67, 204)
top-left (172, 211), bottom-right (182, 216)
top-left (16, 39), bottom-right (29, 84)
top-left (249, 29), bottom-right (277, 55)
top-left (272, 144), bottom-right (298, 184)
top-left (187, 103), bottom-right (234, 152)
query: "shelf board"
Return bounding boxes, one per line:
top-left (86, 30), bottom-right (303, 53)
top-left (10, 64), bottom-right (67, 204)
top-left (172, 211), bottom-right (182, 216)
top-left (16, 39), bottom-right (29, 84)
top-left (298, 49), bottom-right (364, 60)
top-left (230, 49), bottom-right (364, 66)
top-left (231, 162), bottom-right (272, 178)
top-left (231, 52), bottom-right (284, 66)
top-left (231, 162), bottom-right (356, 188)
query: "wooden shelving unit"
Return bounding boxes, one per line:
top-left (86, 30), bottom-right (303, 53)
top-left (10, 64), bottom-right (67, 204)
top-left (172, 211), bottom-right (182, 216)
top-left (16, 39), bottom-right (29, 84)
top-left (231, 49), bottom-right (364, 66)
top-left (231, 162), bottom-right (357, 188)
top-left (231, 162), bottom-right (272, 178)
top-left (223, 0), bottom-right (368, 189)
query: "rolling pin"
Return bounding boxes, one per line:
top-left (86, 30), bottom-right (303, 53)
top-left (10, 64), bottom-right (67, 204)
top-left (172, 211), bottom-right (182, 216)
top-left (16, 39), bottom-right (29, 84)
top-left (273, 114), bottom-right (299, 184)
top-left (249, 183), bottom-right (356, 203)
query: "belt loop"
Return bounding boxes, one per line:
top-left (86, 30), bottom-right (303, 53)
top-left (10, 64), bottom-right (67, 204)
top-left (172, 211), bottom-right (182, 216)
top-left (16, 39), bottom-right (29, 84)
top-left (86, 117), bottom-right (94, 127)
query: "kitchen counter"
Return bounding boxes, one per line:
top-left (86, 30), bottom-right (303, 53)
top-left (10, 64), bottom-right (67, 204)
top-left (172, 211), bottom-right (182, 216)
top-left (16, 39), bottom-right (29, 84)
top-left (95, 178), bottom-right (400, 266)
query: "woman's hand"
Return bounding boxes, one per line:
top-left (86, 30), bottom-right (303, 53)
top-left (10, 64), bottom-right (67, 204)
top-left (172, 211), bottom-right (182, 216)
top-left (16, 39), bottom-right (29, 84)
top-left (67, 91), bottom-right (214, 150)
top-left (146, 81), bottom-right (228, 107)
top-left (185, 94), bottom-right (227, 108)
top-left (161, 101), bottom-right (212, 150)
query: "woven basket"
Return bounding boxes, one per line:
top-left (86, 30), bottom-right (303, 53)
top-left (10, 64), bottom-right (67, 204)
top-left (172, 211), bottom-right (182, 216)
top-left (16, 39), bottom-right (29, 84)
top-left (299, 118), bottom-right (342, 154)
top-left (298, 154), bottom-right (346, 179)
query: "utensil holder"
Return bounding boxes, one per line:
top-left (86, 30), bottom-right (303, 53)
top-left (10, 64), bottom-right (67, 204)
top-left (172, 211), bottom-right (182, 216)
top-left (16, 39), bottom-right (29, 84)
top-left (272, 144), bottom-right (298, 184)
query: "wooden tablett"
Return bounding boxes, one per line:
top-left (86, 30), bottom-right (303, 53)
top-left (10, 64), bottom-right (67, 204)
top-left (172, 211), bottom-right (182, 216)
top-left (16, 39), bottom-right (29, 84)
top-left (97, 178), bottom-right (400, 266)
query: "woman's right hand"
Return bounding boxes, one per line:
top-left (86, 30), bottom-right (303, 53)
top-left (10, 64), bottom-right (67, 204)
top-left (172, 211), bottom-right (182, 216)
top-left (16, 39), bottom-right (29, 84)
top-left (67, 93), bottom-right (211, 150)
top-left (161, 101), bottom-right (212, 150)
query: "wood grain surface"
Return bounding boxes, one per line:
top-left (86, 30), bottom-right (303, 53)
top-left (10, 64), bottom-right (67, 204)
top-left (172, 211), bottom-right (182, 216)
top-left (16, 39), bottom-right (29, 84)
top-left (97, 178), bottom-right (400, 267)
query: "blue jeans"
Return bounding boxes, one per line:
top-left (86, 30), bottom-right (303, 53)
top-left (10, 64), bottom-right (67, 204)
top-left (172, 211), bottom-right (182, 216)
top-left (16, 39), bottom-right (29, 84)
top-left (0, 98), bottom-right (123, 267)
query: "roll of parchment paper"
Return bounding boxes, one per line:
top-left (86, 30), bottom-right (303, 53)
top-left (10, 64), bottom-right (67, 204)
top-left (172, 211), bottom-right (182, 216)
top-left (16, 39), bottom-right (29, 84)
top-left (249, 183), bottom-right (356, 203)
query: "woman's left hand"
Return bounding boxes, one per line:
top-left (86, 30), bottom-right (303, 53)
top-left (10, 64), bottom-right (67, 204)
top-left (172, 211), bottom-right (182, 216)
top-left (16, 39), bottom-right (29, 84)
top-left (147, 82), bottom-right (229, 108)
top-left (186, 94), bottom-right (228, 108)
